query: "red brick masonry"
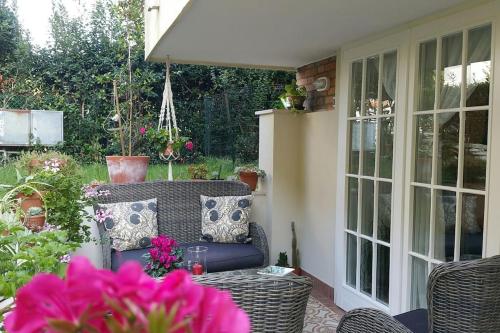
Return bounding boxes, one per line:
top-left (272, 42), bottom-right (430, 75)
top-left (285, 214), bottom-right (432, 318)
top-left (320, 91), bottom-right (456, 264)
top-left (296, 56), bottom-right (336, 112)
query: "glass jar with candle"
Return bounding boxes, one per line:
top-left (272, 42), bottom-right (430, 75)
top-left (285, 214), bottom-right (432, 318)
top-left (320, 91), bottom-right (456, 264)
top-left (187, 246), bottom-right (208, 275)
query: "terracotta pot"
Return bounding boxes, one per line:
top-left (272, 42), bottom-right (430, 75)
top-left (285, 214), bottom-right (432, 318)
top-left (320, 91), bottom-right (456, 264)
top-left (24, 214), bottom-right (45, 232)
top-left (16, 192), bottom-right (44, 214)
top-left (239, 171), bottom-right (258, 191)
top-left (106, 156), bottom-right (150, 184)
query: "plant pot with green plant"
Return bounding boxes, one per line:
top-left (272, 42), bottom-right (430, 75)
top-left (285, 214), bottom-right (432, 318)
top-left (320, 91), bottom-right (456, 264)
top-left (279, 79), bottom-right (307, 110)
top-left (188, 163), bottom-right (208, 180)
top-left (235, 166), bottom-right (265, 191)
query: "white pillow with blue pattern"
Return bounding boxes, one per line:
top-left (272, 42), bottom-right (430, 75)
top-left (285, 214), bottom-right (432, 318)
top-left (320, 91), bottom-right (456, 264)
top-left (97, 198), bottom-right (158, 251)
top-left (200, 195), bottom-right (253, 243)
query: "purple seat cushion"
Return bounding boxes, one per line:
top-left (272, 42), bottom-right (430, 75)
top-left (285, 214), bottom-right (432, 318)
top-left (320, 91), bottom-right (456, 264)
top-left (394, 309), bottom-right (428, 333)
top-left (111, 242), bottom-right (264, 273)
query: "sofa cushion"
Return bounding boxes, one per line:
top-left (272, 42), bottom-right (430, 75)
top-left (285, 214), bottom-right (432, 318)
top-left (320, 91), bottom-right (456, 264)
top-left (97, 198), bottom-right (158, 251)
top-left (111, 242), bottom-right (264, 273)
top-left (200, 195), bottom-right (253, 243)
top-left (394, 309), bottom-right (428, 333)
top-left (111, 248), bottom-right (149, 271)
top-left (180, 242), bottom-right (264, 273)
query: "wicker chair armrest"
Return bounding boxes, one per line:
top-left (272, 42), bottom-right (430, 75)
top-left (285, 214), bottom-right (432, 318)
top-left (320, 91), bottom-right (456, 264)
top-left (337, 308), bottom-right (412, 333)
top-left (249, 222), bottom-right (269, 267)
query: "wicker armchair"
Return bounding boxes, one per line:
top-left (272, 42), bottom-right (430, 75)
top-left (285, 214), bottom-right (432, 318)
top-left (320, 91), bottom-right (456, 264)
top-left (193, 272), bottom-right (312, 333)
top-left (95, 180), bottom-right (269, 270)
top-left (337, 255), bottom-right (500, 333)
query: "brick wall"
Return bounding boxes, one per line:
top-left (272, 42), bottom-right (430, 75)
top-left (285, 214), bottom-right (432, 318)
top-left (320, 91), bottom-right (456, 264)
top-left (296, 56), bottom-right (336, 111)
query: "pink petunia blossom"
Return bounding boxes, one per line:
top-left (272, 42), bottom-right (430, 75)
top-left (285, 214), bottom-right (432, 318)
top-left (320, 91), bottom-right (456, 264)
top-left (5, 257), bottom-right (250, 333)
top-left (139, 127), bottom-right (146, 135)
top-left (185, 140), bottom-right (194, 151)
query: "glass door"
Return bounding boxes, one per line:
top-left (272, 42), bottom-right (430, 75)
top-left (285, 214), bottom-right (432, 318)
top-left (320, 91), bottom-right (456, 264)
top-left (408, 24), bottom-right (492, 309)
top-left (345, 51), bottom-right (397, 306)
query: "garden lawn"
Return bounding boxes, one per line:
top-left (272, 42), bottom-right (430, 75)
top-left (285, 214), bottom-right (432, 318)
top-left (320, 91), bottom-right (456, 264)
top-left (0, 157), bottom-right (236, 185)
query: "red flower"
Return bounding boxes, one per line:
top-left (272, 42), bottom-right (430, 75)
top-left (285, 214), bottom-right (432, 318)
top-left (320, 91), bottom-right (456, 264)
top-left (139, 127), bottom-right (146, 135)
top-left (185, 141), bottom-right (194, 151)
top-left (5, 257), bottom-right (250, 333)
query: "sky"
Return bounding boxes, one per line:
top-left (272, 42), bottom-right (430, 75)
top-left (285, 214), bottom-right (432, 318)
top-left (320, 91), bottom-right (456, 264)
top-left (13, 0), bottom-right (98, 46)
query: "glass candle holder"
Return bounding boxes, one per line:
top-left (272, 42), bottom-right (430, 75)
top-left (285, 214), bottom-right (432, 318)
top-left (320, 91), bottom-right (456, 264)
top-left (187, 246), bottom-right (208, 275)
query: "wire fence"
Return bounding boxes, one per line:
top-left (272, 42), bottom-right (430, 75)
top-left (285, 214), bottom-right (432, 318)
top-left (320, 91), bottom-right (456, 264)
top-left (202, 85), bottom-right (283, 163)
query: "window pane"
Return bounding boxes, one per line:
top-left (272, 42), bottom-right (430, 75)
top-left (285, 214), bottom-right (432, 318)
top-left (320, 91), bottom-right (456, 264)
top-left (463, 110), bottom-right (488, 190)
top-left (410, 256), bottom-right (428, 310)
top-left (378, 181), bottom-right (392, 242)
top-left (467, 25), bottom-right (491, 107)
top-left (362, 119), bottom-right (377, 176)
top-left (364, 56), bottom-right (379, 116)
top-left (349, 120), bottom-right (361, 174)
top-left (360, 239), bottom-right (372, 295)
top-left (361, 179), bottom-right (374, 236)
top-left (414, 115), bottom-right (434, 183)
top-left (379, 117), bottom-right (394, 179)
top-left (439, 32), bottom-right (462, 109)
top-left (376, 245), bottom-right (390, 304)
top-left (347, 178), bottom-right (358, 231)
top-left (382, 51), bottom-right (397, 114)
top-left (434, 190), bottom-right (456, 262)
top-left (436, 112), bottom-right (459, 186)
top-left (460, 194), bottom-right (484, 260)
top-left (350, 61), bottom-right (363, 117)
top-left (346, 233), bottom-right (357, 287)
top-left (417, 40), bottom-right (437, 111)
top-left (412, 187), bottom-right (431, 255)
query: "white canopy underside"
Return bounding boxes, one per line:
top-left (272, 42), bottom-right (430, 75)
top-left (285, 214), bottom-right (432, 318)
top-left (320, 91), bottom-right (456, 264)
top-left (145, 0), bottom-right (469, 69)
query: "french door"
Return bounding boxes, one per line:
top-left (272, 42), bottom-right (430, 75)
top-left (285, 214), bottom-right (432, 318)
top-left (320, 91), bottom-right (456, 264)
top-left (403, 20), bottom-right (493, 310)
top-left (336, 2), bottom-right (499, 314)
top-left (336, 32), bottom-right (409, 313)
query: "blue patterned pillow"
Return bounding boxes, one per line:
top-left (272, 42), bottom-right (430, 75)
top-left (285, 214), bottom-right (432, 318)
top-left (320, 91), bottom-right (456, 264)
top-left (97, 198), bottom-right (158, 251)
top-left (200, 195), bottom-right (253, 243)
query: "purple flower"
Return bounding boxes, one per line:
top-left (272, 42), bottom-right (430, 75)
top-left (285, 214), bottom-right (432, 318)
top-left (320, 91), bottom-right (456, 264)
top-left (95, 208), bottom-right (113, 223)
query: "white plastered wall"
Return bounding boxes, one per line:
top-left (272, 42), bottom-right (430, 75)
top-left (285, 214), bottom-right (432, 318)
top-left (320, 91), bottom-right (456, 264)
top-left (257, 109), bottom-right (338, 287)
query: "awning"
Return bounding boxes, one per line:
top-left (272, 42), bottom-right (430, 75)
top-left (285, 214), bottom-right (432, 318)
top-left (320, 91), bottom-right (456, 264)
top-left (145, 0), bottom-right (468, 69)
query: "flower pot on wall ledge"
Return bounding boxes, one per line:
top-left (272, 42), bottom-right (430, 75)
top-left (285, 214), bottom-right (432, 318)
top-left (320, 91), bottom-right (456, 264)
top-left (238, 171), bottom-right (258, 191)
top-left (106, 156), bottom-right (150, 184)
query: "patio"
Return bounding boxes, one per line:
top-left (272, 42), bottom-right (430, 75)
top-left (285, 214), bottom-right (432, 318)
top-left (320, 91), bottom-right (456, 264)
top-left (2, 0), bottom-right (500, 332)
top-left (142, 0), bottom-right (500, 331)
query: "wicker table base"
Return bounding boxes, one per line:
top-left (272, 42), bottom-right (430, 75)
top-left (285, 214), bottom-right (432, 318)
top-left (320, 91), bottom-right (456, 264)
top-left (193, 269), bottom-right (312, 333)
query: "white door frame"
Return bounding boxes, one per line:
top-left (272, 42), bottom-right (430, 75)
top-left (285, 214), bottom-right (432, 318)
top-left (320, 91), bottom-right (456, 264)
top-left (335, 30), bottom-right (410, 315)
top-left (401, 1), bottom-right (500, 311)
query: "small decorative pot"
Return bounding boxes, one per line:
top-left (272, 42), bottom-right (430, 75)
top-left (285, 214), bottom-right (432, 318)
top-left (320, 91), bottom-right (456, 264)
top-left (106, 156), bottom-right (150, 184)
top-left (282, 96), bottom-right (306, 110)
top-left (24, 214), bottom-right (46, 232)
top-left (239, 171), bottom-right (259, 191)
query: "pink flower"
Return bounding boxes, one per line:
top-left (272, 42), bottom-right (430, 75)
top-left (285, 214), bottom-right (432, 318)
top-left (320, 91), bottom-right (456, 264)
top-left (185, 140), bottom-right (194, 151)
top-left (5, 257), bottom-right (250, 333)
top-left (139, 127), bottom-right (146, 135)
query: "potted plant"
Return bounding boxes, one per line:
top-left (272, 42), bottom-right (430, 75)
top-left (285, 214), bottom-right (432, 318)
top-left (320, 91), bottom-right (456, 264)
top-left (146, 128), bottom-right (192, 157)
top-left (279, 79), bottom-right (307, 110)
top-left (235, 166), bottom-right (265, 191)
top-left (276, 252), bottom-right (290, 267)
top-left (188, 163), bottom-right (208, 180)
top-left (24, 206), bottom-right (45, 231)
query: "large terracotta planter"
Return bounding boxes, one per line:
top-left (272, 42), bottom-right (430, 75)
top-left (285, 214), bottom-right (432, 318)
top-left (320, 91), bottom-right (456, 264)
top-left (239, 171), bottom-right (258, 191)
top-left (106, 156), bottom-right (150, 184)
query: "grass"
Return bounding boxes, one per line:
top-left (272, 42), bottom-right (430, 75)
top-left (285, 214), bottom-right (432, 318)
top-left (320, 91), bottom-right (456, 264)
top-left (0, 157), bottom-right (238, 185)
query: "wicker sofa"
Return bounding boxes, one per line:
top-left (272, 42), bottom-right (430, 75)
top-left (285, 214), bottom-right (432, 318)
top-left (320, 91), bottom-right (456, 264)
top-left (337, 255), bottom-right (500, 333)
top-left (95, 180), bottom-right (269, 272)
